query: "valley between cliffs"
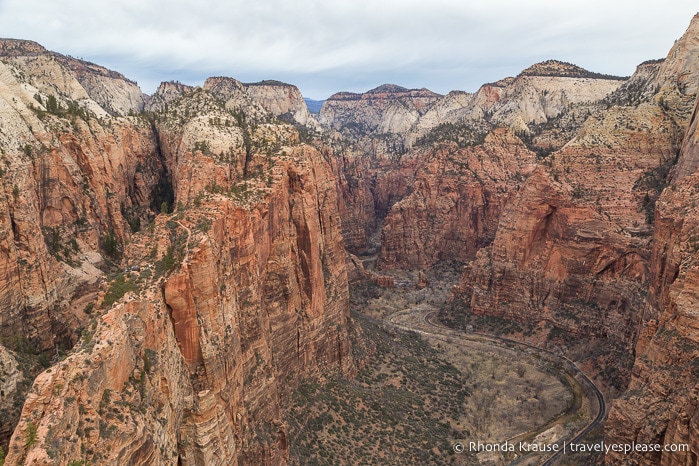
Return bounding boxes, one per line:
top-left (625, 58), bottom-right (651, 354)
top-left (2, 12), bottom-right (699, 466)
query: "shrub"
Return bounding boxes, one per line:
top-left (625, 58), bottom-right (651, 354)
top-left (100, 232), bottom-right (121, 260)
top-left (25, 422), bottom-right (38, 449)
top-left (102, 274), bottom-right (139, 307)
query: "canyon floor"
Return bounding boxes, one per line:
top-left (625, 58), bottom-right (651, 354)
top-left (284, 262), bottom-right (606, 465)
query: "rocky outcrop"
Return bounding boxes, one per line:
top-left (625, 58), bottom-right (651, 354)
top-left (324, 137), bottom-right (420, 254)
top-left (0, 43), bottom-right (166, 356)
top-left (4, 73), bottom-right (354, 465)
top-left (0, 41), bottom-right (174, 451)
top-left (445, 15), bottom-right (699, 393)
top-left (0, 345), bottom-right (22, 446)
top-left (673, 94), bottom-right (699, 181)
top-left (605, 167), bottom-right (699, 465)
top-left (144, 80), bottom-right (196, 113)
top-left (412, 61), bottom-right (625, 142)
top-left (319, 84), bottom-right (442, 138)
top-left (453, 167), bottom-right (649, 388)
top-left (322, 62), bottom-right (626, 258)
top-left (0, 39), bottom-right (144, 116)
top-left (379, 128), bottom-right (536, 269)
top-left (606, 34), bottom-right (699, 459)
top-left (243, 81), bottom-right (318, 128)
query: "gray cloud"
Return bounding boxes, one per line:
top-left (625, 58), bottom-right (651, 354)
top-left (0, 0), bottom-right (696, 98)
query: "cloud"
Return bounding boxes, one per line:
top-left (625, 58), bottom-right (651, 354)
top-left (0, 0), bottom-right (696, 98)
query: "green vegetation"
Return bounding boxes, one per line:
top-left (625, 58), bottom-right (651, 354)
top-left (99, 231), bottom-right (121, 261)
top-left (193, 141), bottom-right (211, 155)
top-left (634, 154), bottom-right (677, 224)
top-left (286, 311), bottom-right (473, 465)
top-left (27, 94), bottom-right (91, 123)
top-left (519, 60), bottom-right (628, 81)
top-left (24, 421), bottom-right (38, 449)
top-left (244, 79), bottom-right (291, 86)
top-left (42, 226), bottom-right (80, 264)
top-left (67, 460), bottom-right (89, 466)
top-left (46, 95), bottom-right (59, 114)
top-left (514, 129), bottom-right (555, 159)
top-left (195, 218), bottom-right (211, 233)
top-left (150, 173), bottom-right (174, 216)
top-left (438, 297), bottom-right (525, 335)
top-left (154, 245), bottom-right (178, 278)
top-left (415, 122), bottom-right (487, 148)
top-left (102, 274), bottom-right (139, 307)
top-left (121, 204), bottom-right (142, 233)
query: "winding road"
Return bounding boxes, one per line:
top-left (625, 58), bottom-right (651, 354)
top-left (388, 308), bottom-right (607, 465)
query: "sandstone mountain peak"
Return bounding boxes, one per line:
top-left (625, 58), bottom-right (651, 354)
top-left (367, 83), bottom-right (441, 97)
top-left (0, 38), bottom-right (137, 84)
top-left (367, 83), bottom-right (409, 93)
top-left (0, 38), bottom-right (48, 55)
top-left (244, 79), bottom-right (294, 87)
top-left (520, 59), bottom-right (627, 80)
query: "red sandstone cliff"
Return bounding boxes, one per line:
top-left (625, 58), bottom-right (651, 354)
top-left (379, 128), bottom-right (536, 268)
top-left (0, 43), bottom-right (354, 465)
top-left (5, 142), bottom-right (353, 465)
top-left (446, 15), bottom-right (699, 393)
top-left (0, 40), bottom-right (165, 354)
top-left (606, 20), bottom-right (699, 458)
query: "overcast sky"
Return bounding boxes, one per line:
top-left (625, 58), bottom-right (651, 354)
top-left (0, 1), bottom-right (697, 99)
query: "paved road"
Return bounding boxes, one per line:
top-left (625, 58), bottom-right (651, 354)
top-left (417, 311), bottom-right (607, 465)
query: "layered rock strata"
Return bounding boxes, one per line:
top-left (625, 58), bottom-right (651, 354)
top-left (379, 128), bottom-right (536, 268)
top-left (6, 141), bottom-right (353, 465)
top-left (0, 40), bottom-right (165, 355)
top-left (0, 41), bottom-right (354, 465)
top-left (447, 15), bottom-right (699, 393)
top-left (606, 28), bottom-right (699, 458)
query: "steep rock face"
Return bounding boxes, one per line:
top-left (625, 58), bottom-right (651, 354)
top-left (486, 64), bottom-right (625, 133)
top-left (0, 46), bottom-right (165, 354)
top-left (606, 170), bottom-right (699, 465)
top-left (454, 168), bottom-right (648, 387)
top-left (144, 80), bottom-right (196, 113)
top-left (243, 82), bottom-right (318, 128)
top-left (606, 86), bottom-right (699, 464)
top-left (326, 141), bottom-right (418, 254)
top-left (0, 41), bottom-right (171, 453)
top-left (0, 345), bottom-right (21, 444)
top-left (413, 61), bottom-right (624, 140)
top-left (652, 15), bottom-right (699, 115)
top-left (379, 128), bottom-right (536, 268)
top-left (674, 94), bottom-right (699, 181)
top-left (447, 16), bottom-right (699, 392)
top-left (319, 84), bottom-right (442, 137)
top-left (323, 63), bottom-right (626, 260)
top-left (5, 80), bottom-right (354, 465)
top-left (410, 90), bottom-right (475, 134)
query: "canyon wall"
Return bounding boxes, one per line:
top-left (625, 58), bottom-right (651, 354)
top-left (378, 128), bottom-right (536, 268)
top-left (445, 15), bottom-right (699, 393)
top-left (319, 61), bottom-right (626, 260)
top-left (0, 40), bottom-right (165, 355)
top-left (5, 142), bottom-right (354, 465)
top-left (0, 42), bottom-right (354, 465)
top-left (606, 61), bottom-right (699, 463)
